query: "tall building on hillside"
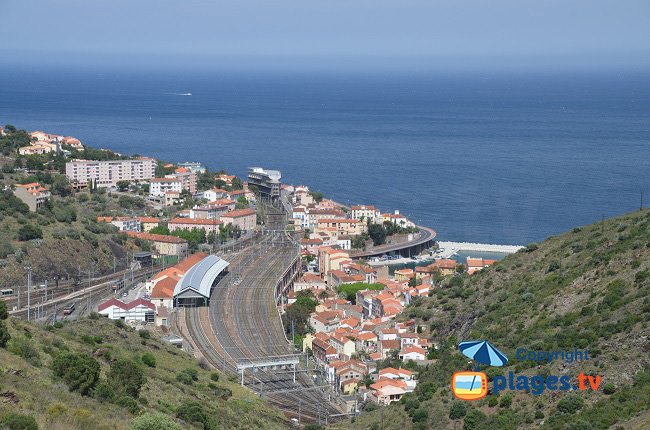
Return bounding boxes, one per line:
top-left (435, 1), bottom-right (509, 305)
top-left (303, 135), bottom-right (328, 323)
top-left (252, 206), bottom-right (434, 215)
top-left (247, 167), bottom-right (281, 201)
top-left (65, 157), bottom-right (156, 188)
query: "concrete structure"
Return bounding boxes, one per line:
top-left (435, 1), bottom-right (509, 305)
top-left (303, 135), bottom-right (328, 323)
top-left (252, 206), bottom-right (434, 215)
top-left (65, 157), bottom-right (156, 188)
top-left (13, 182), bottom-right (50, 211)
top-left (173, 254), bottom-right (229, 307)
top-left (149, 177), bottom-right (182, 197)
top-left (247, 167), bottom-right (281, 201)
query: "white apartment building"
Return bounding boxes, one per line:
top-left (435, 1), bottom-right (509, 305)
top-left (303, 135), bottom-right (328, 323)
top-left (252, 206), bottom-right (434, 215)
top-left (150, 178), bottom-right (182, 197)
top-left (351, 205), bottom-right (382, 224)
top-left (65, 157), bottom-right (156, 188)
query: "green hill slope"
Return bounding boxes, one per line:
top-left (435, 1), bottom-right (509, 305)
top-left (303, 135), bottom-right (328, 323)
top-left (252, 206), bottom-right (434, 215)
top-left (344, 209), bottom-right (650, 430)
top-left (0, 315), bottom-right (288, 430)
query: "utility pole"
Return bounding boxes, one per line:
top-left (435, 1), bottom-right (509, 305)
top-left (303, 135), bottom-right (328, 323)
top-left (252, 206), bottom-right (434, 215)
top-left (26, 266), bottom-right (32, 321)
top-left (44, 279), bottom-right (48, 302)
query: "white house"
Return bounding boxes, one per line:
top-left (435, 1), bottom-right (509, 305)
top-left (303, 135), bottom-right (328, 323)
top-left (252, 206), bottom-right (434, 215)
top-left (97, 298), bottom-right (156, 322)
top-left (399, 345), bottom-right (427, 361)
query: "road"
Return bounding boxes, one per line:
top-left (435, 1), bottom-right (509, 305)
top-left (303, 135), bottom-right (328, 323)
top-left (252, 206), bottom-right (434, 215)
top-left (350, 225), bottom-right (437, 259)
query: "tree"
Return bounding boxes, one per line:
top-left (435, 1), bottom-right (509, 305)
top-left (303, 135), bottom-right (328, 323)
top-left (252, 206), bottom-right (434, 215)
top-left (130, 413), bottom-right (183, 430)
top-left (17, 224), bottom-right (43, 241)
top-left (557, 395), bottom-right (584, 414)
top-left (368, 223), bottom-right (387, 246)
top-left (463, 410), bottom-right (487, 430)
top-left (230, 177), bottom-right (243, 190)
top-left (309, 191), bottom-right (323, 202)
top-left (108, 358), bottom-right (146, 399)
top-left (176, 401), bottom-right (217, 430)
top-left (0, 301), bottom-right (7, 320)
top-left (50, 175), bottom-right (72, 197)
top-left (116, 180), bottom-right (131, 192)
top-left (235, 195), bottom-right (249, 209)
top-left (0, 322), bottom-right (10, 348)
top-left (52, 352), bottom-right (101, 396)
top-left (449, 401), bottom-right (467, 420)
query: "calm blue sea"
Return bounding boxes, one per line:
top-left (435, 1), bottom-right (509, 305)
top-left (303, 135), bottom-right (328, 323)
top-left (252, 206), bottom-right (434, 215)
top-left (1, 67), bottom-right (649, 245)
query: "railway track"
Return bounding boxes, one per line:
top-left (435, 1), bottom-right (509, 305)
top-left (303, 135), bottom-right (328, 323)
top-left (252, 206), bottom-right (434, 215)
top-left (184, 230), bottom-right (343, 424)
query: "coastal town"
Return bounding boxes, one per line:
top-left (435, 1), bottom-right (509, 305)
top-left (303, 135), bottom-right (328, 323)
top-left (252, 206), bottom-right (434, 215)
top-left (1, 126), bottom-right (517, 418)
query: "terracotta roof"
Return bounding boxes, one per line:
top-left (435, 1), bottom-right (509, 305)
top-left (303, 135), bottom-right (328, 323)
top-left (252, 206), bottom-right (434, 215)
top-left (223, 208), bottom-right (256, 218)
top-left (98, 298), bottom-right (155, 312)
top-left (401, 345), bottom-right (427, 355)
top-left (137, 217), bottom-right (160, 223)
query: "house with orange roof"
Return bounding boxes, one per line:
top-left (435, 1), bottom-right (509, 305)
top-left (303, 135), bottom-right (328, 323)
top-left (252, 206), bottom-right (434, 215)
top-left (328, 333), bottom-right (356, 359)
top-left (150, 177), bottom-right (182, 197)
top-left (311, 337), bottom-right (339, 364)
top-left (368, 378), bottom-right (408, 405)
top-left (466, 256), bottom-right (497, 275)
top-left (318, 247), bottom-right (351, 276)
top-left (136, 217), bottom-right (160, 232)
top-left (150, 253), bottom-right (207, 308)
top-left (110, 217), bottom-right (141, 232)
top-left (379, 339), bottom-right (401, 359)
top-left (13, 182), bottom-right (50, 211)
top-left (309, 310), bottom-right (342, 333)
top-left (432, 258), bottom-right (457, 276)
top-left (220, 208), bottom-right (257, 232)
top-left (168, 217), bottom-right (223, 234)
top-left (356, 331), bottom-right (378, 352)
top-left (316, 218), bottom-right (367, 237)
top-left (381, 210), bottom-right (415, 228)
top-left (393, 268), bottom-right (415, 282)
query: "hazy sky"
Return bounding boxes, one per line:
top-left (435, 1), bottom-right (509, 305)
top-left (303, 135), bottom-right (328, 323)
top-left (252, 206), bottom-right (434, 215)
top-left (1, 0), bottom-right (649, 71)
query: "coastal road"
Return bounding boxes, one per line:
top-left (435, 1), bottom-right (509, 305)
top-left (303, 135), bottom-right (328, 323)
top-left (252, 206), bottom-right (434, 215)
top-left (350, 225), bottom-right (437, 259)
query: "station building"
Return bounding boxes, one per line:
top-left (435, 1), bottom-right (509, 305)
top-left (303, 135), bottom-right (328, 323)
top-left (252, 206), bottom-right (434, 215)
top-left (173, 254), bottom-right (230, 307)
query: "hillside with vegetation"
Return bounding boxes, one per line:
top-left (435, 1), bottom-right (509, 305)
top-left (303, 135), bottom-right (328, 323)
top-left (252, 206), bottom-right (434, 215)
top-left (0, 306), bottom-right (287, 430)
top-left (342, 209), bottom-right (650, 430)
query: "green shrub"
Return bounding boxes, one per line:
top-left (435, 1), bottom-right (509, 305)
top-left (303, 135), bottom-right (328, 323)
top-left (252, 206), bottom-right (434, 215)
top-left (108, 358), bottom-right (146, 399)
top-left (0, 321), bottom-right (10, 348)
top-left (138, 329), bottom-right (150, 339)
top-left (141, 352), bottom-right (156, 368)
top-left (176, 372), bottom-right (193, 386)
top-left (0, 301), bottom-right (7, 320)
top-left (115, 395), bottom-right (140, 414)
top-left (557, 395), bottom-right (584, 414)
top-left (488, 396), bottom-right (498, 407)
top-left (210, 372), bottom-right (220, 382)
top-left (93, 381), bottom-right (115, 402)
top-left (176, 401), bottom-right (217, 430)
top-left (52, 352), bottom-right (101, 396)
top-left (499, 394), bottom-right (513, 408)
top-left (8, 336), bottom-right (41, 366)
top-left (129, 413), bottom-right (183, 430)
top-left (0, 413), bottom-right (38, 430)
top-left (602, 382), bottom-right (616, 395)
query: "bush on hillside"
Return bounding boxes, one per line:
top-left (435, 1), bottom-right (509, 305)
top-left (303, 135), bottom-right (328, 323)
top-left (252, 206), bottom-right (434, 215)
top-left (107, 358), bottom-right (146, 398)
top-left (129, 413), bottom-right (183, 430)
top-left (52, 352), bottom-right (101, 396)
top-left (141, 352), bottom-right (156, 368)
top-left (0, 413), bottom-right (38, 430)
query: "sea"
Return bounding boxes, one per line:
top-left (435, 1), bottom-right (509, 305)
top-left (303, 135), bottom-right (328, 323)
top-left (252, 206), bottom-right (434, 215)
top-left (1, 67), bottom-right (649, 245)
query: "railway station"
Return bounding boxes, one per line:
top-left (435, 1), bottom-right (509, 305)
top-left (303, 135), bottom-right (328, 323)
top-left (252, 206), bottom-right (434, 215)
top-left (173, 254), bottom-right (229, 307)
